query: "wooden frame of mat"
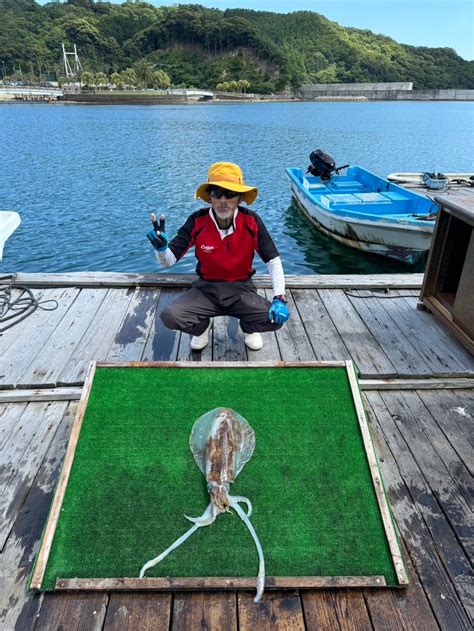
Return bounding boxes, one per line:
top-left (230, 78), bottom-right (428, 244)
top-left (30, 360), bottom-right (409, 591)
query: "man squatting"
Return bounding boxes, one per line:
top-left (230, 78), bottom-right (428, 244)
top-left (147, 162), bottom-right (290, 351)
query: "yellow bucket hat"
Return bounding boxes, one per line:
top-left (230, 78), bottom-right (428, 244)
top-left (195, 162), bottom-right (258, 205)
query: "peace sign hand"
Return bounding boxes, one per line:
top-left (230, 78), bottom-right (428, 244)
top-left (147, 213), bottom-right (169, 251)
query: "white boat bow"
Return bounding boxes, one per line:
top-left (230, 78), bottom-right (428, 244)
top-left (387, 172), bottom-right (474, 185)
top-left (0, 211), bottom-right (21, 260)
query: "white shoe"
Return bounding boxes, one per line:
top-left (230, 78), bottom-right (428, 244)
top-left (190, 321), bottom-right (212, 350)
top-left (244, 332), bottom-right (263, 351)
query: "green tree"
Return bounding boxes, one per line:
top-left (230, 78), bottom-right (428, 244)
top-left (134, 59), bottom-right (155, 88)
top-left (237, 79), bottom-right (250, 93)
top-left (121, 68), bottom-right (137, 88)
top-left (81, 70), bottom-right (94, 88)
top-left (314, 64), bottom-right (338, 83)
top-left (152, 69), bottom-right (171, 89)
top-left (110, 71), bottom-right (123, 89)
top-left (94, 71), bottom-right (108, 88)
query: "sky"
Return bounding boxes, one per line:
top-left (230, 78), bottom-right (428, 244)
top-left (147, 0), bottom-right (474, 60)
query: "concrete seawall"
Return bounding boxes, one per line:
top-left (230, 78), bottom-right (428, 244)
top-left (300, 88), bottom-right (474, 101)
top-left (62, 93), bottom-right (191, 104)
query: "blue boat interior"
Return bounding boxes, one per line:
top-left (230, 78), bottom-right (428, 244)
top-left (287, 166), bottom-right (438, 226)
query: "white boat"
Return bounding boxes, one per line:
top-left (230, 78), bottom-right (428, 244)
top-left (287, 154), bottom-right (438, 265)
top-left (0, 211), bottom-right (21, 260)
top-left (421, 172), bottom-right (447, 190)
top-left (387, 172), bottom-right (474, 186)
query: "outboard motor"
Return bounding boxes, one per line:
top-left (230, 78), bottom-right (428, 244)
top-left (307, 149), bottom-right (336, 181)
top-left (307, 149), bottom-right (349, 181)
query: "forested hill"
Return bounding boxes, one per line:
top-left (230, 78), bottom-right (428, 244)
top-left (1, 0), bottom-right (473, 92)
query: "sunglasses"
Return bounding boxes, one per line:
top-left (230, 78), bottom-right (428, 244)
top-left (207, 186), bottom-right (240, 200)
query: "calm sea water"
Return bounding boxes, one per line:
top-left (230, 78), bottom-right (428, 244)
top-left (1, 101), bottom-right (473, 275)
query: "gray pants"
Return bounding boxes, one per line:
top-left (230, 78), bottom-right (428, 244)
top-left (160, 279), bottom-right (283, 336)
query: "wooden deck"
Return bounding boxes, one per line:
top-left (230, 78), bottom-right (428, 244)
top-left (1, 273), bottom-right (472, 630)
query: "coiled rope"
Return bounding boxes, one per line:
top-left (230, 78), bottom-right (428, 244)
top-left (0, 274), bottom-right (58, 334)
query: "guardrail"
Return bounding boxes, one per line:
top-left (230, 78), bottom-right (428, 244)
top-left (0, 87), bottom-right (63, 98)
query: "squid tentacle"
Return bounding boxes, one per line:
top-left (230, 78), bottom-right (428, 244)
top-left (229, 496), bottom-right (265, 603)
top-left (183, 502), bottom-right (216, 526)
top-left (229, 495), bottom-right (252, 517)
top-left (140, 502), bottom-right (213, 578)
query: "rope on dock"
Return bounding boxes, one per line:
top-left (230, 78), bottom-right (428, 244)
top-left (343, 288), bottom-right (406, 299)
top-left (0, 274), bottom-right (58, 333)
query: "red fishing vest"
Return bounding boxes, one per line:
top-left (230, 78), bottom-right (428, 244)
top-left (169, 207), bottom-right (279, 282)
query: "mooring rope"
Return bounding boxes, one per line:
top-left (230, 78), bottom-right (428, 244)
top-left (0, 274), bottom-right (58, 334)
top-left (344, 288), bottom-right (398, 299)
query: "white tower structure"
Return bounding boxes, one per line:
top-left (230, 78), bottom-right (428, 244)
top-left (62, 43), bottom-right (83, 78)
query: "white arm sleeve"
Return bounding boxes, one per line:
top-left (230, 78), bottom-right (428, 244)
top-left (154, 248), bottom-right (177, 268)
top-left (266, 256), bottom-right (285, 296)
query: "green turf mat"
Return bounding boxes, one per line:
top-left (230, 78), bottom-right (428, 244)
top-left (37, 366), bottom-right (399, 589)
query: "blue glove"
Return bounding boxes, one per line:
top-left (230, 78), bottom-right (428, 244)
top-left (147, 214), bottom-right (168, 251)
top-left (147, 229), bottom-right (168, 251)
top-left (269, 298), bottom-right (290, 325)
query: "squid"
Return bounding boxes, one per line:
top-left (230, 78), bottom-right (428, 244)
top-left (140, 407), bottom-right (265, 602)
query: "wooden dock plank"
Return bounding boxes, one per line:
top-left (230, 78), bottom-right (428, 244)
top-left (11, 272), bottom-right (425, 289)
top-left (379, 390), bottom-right (473, 557)
top-left (344, 291), bottom-right (434, 376)
top-left (246, 290), bottom-right (281, 361)
top-left (176, 330), bottom-right (213, 361)
top-left (105, 288), bottom-right (161, 362)
top-left (0, 402), bottom-right (27, 450)
top-left (364, 537), bottom-right (440, 630)
top-left (399, 392), bottom-right (473, 507)
top-left (392, 289), bottom-right (420, 297)
top-left (417, 389), bottom-right (474, 475)
top-left (171, 592), bottom-right (237, 631)
top-left (330, 591), bottom-right (372, 630)
top-left (238, 591), bottom-right (305, 630)
top-left (0, 402), bottom-right (76, 631)
top-left (0, 287), bottom-right (81, 389)
top-left (317, 289), bottom-right (396, 377)
top-left (365, 392), bottom-right (473, 628)
top-left (0, 402), bottom-right (51, 489)
top-left (300, 592), bottom-right (341, 630)
top-left (141, 289), bottom-right (182, 361)
top-left (360, 376), bottom-right (474, 391)
top-left (0, 289), bottom-right (54, 355)
top-left (0, 387), bottom-right (82, 403)
top-left (0, 401), bottom-right (68, 550)
top-left (213, 315), bottom-right (247, 361)
top-left (58, 287), bottom-right (133, 384)
top-left (268, 289), bottom-right (316, 361)
top-left (372, 291), bottom-right (472, 374)
top-left (103, 593), bottom-right (172, 630)
top-left (290, 288), bottom-right (349, 363)
top-left (34, 593), bottom-right (108, 631)
top-left (17, 288), bottom-right (107, 387)
top-left (394, 293), bottom-right (474, 373)
top-left (303, 590), bottom-right (375, 630)
top-left (364, 566), bottom-right (441, 631)
top-left (0, 286), bottom-right (49, 350)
